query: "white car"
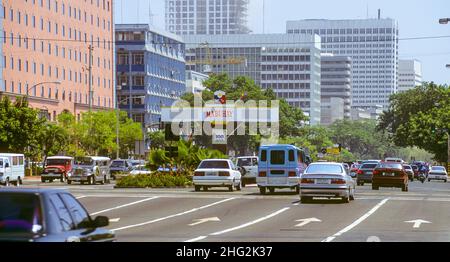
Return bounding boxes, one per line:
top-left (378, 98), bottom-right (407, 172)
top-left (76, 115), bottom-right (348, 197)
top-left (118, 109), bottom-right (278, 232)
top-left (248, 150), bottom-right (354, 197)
top-left (235, 156), bottom-right (258, 187)
top-left (130, 165), bottom-right (151, 176)
top-left (299, 162), bottom-right (356, 203)
top-left (428, 166), bottom-right (448, 182)
top-left (193, 159), bottom-right (242, 192)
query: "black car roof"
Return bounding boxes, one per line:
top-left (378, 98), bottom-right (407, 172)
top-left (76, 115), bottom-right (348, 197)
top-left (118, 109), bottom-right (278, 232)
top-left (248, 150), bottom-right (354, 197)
top-left (0, 188), bottom-right (67, 195)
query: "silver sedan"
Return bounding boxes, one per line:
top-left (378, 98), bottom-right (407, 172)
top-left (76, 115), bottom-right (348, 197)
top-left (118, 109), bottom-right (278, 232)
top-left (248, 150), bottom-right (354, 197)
top-left (299, 162), bottom-right (356, 203)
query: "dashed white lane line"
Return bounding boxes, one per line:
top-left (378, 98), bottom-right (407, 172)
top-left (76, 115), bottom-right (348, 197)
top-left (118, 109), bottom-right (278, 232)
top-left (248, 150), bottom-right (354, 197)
top-left (111, 197), bottom-right (236, 232)
top-left (322, 198), bottom-right (390, 242)
top-left (185, 207), bottom-right (291, 242)
top-left (91, 197), bottom-right (160, 216)
top-left (76, 196), bottom-right (87, 199)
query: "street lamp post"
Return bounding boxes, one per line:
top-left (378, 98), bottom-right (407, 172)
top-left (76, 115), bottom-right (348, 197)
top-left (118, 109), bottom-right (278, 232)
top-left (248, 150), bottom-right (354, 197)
top-left (26, 81), bottom-right (62, 99)
top-left (115, 93), bottom-right (146, 159)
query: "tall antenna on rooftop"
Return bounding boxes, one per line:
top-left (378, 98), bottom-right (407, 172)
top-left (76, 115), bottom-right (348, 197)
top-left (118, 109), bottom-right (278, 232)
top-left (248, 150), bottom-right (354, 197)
top-left (263, 0), bottom-right (265, 33)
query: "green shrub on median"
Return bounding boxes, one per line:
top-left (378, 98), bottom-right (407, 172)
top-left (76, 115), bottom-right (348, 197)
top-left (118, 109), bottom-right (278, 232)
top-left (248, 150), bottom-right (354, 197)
top-left (115, 171), bottom-right (193, 188)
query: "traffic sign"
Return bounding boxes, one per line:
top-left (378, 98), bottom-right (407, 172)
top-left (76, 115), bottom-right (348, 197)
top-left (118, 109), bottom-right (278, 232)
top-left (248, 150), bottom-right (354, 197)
top-left (327, 147), bottom-right (340, 155)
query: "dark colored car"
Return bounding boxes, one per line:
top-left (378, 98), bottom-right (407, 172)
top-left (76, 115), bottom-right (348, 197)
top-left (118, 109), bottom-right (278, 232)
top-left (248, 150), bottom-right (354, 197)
top-left (356, 163), bottom-right (378, 186)
top-left (0, 188), bottom-right (115, 242)
top-left (372, 162), bottom-right (409, 192)
top-left (109, 159), bottom-right (133, 180)
top-left (411, 165), bottom-right (419, 179)
top-left (403, 165), bottom-right (414, 182)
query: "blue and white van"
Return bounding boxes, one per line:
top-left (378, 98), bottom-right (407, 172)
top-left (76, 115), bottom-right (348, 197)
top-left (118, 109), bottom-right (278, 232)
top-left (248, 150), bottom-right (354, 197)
top-left (0, 153), bottom-right (25, 186)
top-left (257, 145), bottom-right (308, 195)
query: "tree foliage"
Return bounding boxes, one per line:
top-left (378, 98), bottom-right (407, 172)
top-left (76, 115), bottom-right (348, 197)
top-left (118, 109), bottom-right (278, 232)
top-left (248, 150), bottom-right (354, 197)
top-left (378, 83), bottom-right (449, 162)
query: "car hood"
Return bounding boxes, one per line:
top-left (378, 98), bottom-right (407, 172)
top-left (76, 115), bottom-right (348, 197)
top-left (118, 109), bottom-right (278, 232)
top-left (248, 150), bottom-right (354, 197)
top-left (44, 165), bottom-right (67, 171)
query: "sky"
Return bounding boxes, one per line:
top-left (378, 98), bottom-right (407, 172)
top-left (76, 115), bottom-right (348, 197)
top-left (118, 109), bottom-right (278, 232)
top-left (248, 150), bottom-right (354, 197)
top-left (114, 0), bottom-right (450, 85)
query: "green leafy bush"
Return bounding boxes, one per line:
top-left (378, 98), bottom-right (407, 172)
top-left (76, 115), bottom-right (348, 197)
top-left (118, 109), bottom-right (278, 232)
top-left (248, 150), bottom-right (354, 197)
top-left (116, 171), bottom-right (193, 188)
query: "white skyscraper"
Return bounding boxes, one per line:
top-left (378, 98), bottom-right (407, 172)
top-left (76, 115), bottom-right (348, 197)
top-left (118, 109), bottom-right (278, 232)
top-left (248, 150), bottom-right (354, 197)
top-left (398, 59), bottom-right (422, 92)
top-left (165, 0), bottom-right (250, 35)
top-left (287, 18), bottom-right (399, 110)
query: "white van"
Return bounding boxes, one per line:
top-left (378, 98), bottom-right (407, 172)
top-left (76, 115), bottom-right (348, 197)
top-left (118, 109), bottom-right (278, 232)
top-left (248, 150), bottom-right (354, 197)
top-left (0, 153), bottom-right (25, 186)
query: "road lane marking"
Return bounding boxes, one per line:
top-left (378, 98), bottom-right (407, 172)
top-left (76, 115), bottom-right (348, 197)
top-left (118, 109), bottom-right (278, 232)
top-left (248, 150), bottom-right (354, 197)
top-left (405, 219), bottom-right (431, 228)
top-left (322, 198), bottom-right (389, 242)
top-left (109, 218), bottom-right (121, 223)
top-left (76, 196), bottom-right (87, 199)
top-left (189, 217), bottom-right (221, 226)
top-left (185, 207), bottom-right (290, 242)
top-left (111, 198), bottom-right (236, 232)
top-left (90, 197), bottom-right (160, 216)
top-left (295, 218), bottom-right (322, 227)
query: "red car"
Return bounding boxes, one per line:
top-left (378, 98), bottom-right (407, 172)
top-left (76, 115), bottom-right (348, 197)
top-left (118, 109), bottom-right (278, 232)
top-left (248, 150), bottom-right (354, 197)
top-left (372, 162), bottom-right (409, 192)
top-left (41, 156), bottom-right (74, 183)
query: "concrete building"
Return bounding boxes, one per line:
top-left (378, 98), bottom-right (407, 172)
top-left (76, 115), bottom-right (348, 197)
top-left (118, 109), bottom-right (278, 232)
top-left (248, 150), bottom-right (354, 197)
top-left (165, 0), bottom-right (250, 35)
top-left (184, 34), bottom-right (322, 125)
top-left (186, 70), bottom-right (209, 94)
top-left (287, 18), bottom-right (399, 110)
top-left (0, 0), bottom-right (115, 121)
top-left (115, 24), bottom-right (186, 153)
top-left (398, 59), bottom-right (422, 92)
top-left (320, 54), bottom-right (352, 125)
top-left (351, 105), bottom-right (383, 121)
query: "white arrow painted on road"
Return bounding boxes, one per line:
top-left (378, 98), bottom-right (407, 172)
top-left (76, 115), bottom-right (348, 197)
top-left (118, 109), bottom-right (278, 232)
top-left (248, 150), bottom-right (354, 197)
top-left (295, 218), bottom-right (322, 227)
top-left (109, 218), bottom-right (121, 223)
top-left (189, 217), bottom-right (221, 226)
top-left (405, 219), bottom-right (431, 228)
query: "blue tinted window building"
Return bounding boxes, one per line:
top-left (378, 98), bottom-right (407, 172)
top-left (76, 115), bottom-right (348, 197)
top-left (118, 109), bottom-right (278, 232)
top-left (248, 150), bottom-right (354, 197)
top-left (115, 24), bottom-right (186, 150)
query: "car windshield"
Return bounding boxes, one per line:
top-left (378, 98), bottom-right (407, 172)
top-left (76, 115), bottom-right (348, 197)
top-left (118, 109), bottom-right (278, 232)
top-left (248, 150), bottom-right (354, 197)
top-left (111, 161), bottom-right (126, 167)
top-left (403, 165), bottom-right (412, 170)
top-left (432, 167), bottom-right (446, 171)
top-left (75, 157), bottom-right (93, 166)
top-left (412, 166), bottom-right (418, 170)
top-left (131, 161), bottom-right (141, 166)
top-left (237, 158), bottom-right (253, 166)
top-left (361, 163), bottom-right (378, 169)
top-left (377, 163), bottom-right (403, 169)
top-left (199, 161), bottom-right (229, 169)
top-left (306, 164), bottom-right (343, 174)
top-left (0, 193), bottom-right (43, 234)
top-left (46, 159), bottom-right (69, 166)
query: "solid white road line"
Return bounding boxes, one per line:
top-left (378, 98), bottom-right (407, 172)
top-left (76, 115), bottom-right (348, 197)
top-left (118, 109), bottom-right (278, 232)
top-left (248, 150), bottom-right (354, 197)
top-left (184, 207), bottom-right (291, 242)
top-left (91, 197), bottom-right (160, 216)
top-left (322, 198), bottom-right (389, 242)
top-left (111, 198), bottom-right (236, 232)
top-left (76, 196), bottom-right (87, 199)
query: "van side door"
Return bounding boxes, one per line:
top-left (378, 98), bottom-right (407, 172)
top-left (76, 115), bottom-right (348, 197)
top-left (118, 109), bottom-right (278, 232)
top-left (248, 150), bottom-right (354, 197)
top-left (4, 159), bottom-right (12, 179)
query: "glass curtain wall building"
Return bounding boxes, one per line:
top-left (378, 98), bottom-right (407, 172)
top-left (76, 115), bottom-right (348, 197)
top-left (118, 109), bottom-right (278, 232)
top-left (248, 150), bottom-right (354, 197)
top-left (115, 24), bottom-right (186, 151)
top-left (184, 34), bottom-right (322, 125)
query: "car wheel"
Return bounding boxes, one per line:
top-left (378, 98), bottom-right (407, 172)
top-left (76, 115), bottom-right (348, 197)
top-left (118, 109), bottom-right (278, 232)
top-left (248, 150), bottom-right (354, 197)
top-left (350, 189), bottom-right (355, 201)
top-left (203, 186), bottom-right (208, 191)
top-left (401, 184), bottom-right (407, 192)
top-left (428, 179), bottom-right (431, 182)
top-left (241, 180), bottom-right (246, 188)
top-left (60, 175), bottom-right (65, 183)
top-left (15, 177), bottom-right (21, 187)
top-left (235, 181), bottom-right (242, 191)
top-left (50, 179), bottom-right (54, 183)
top-left (67, 180), bottom-right (72, 185)
top-left (194, 185), bottom-right (201, 192)
top-left (295, 185), bottom-right (300, 194)
top-left (269, 187), bottom-right (275, 194)
top-left (89, 176), bottom-right (95, 185)
top-left (259, 187), bottom-right (266, 195)
top-left (229, 185), bottom-right (234, 192)
top-left (5, 178), bottom-right (10, 187)
top-left (300, 196), bottom-right (311, 204)
top-left (342, 194), bottom-right (350, 203)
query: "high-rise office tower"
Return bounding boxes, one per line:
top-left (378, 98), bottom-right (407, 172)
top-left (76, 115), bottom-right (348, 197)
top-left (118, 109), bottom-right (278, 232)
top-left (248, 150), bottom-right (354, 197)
top-left (398, 59), bottom-right (422, 93)
top-left (165, 0), bottom-right (250, 35)
top-left (287, 18), bottom-right (399, 110)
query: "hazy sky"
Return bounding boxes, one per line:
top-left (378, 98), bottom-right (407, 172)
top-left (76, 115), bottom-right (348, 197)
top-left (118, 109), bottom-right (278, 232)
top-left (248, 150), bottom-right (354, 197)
top-left (115, 0), bottom-right (450, 85)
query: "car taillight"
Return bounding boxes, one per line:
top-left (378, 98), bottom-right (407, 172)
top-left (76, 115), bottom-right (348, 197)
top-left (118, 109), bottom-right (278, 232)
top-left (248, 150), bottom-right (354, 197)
top-left (301, 178), bottom-right (314, 184)
top-left (288, 171), bottom-right (296, 177)
top-left (331, 179), bottom-right (346, 184)
top-left (195, 172), bottom-right (205, 176)
top-left (357, 170), bottom-right (364, 175)
top-left (259, 171), bottom-right (266, 177)
top-left (373, 170), bottom-right (380, 176)
top-left (219, 171), bottom-right (230, 177)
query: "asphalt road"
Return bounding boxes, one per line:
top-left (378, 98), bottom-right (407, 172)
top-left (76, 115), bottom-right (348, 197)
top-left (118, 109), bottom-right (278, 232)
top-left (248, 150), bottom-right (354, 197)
top-left (19, 179), bottom-right (450, 242)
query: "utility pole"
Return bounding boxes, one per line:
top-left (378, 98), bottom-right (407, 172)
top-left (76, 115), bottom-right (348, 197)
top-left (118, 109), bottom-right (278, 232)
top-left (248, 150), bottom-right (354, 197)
top-left (88, 45), bottom-right (94, 113)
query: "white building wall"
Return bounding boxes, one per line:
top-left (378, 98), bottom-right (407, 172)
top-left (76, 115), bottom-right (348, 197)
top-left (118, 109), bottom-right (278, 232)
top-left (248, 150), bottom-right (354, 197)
top-left (398, 59), bottom-right (422, 92)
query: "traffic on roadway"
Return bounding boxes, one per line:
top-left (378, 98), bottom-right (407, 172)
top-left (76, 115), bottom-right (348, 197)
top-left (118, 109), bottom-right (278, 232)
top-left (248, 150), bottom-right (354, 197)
top-left (1, 152), bottom-right (450, 242)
